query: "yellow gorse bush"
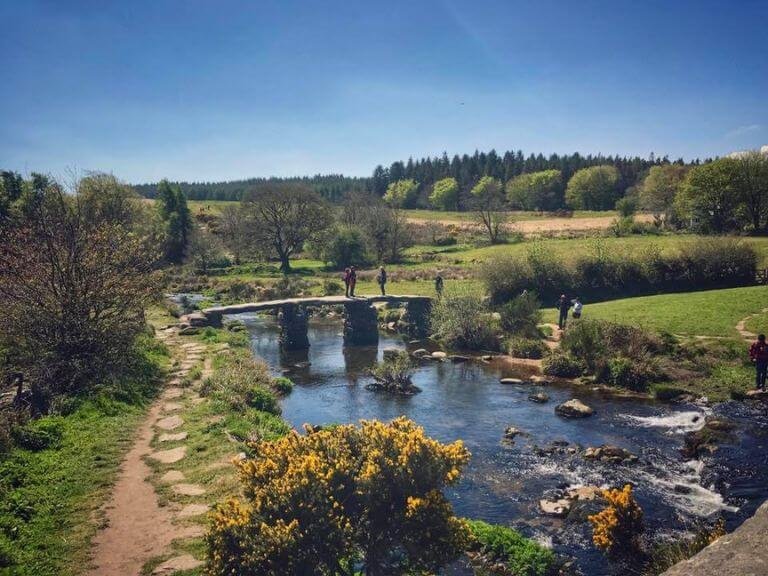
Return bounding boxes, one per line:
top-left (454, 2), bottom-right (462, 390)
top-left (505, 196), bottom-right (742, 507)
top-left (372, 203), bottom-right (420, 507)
top-left (588, 484), bottom-right (644, 558)
top-left (206, 416), bottom-right (471, 576)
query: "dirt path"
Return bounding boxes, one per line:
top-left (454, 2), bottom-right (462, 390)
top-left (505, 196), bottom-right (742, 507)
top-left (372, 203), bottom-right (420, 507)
top-left (87, 328), bottom-right (207, 576)
top-left (735, 308), bottom-right (768, 341)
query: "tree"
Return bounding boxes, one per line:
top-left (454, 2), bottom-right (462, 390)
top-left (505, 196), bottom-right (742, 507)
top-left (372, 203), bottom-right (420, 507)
top-left (383, 179), bottom-right (419, 208)
top-left (383, 180), bottom-right (418, 261)
top-left (429, 177), bottom-right (459, 211)
top-left (470, 176), bottom-right (507, 244)
top-left (219, 204), bottom-right (251, 264)
top-left (243, 183), bottom-right (333, 273)
top-left (77, 172), bottom-right (144, 229)
top-left (206, 417), bottom-right (470, 576)
top-left (639, 165), bottom-right (687, 224)
top-left (733, 151), bottom-right (768, 231)
top-left (156, 179), bottom-right (192, 264)
top-left (0, 178), bottom-right (160, 412)
top-left (186, 224), bottom-right (226, 274)
top-left (565, 165), bottom-right (620, 210)
top-left (505, 169), bottom-right (563, 211)
top-left (322, 226), bottom-right (370, 270)
top-left (676, 158), bottom-right (741, 233)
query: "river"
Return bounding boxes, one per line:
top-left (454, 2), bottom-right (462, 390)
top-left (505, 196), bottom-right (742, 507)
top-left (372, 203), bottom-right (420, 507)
top-left (239, 313), bottom-right (768, 575)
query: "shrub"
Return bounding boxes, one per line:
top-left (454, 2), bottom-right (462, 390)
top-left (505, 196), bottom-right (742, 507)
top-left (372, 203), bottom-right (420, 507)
top-left (247, 387), bottom-right (281, 415)
top-left (615, 196), bottom-right (638, 217)
top-left (644, 519), bottom-right (725, 574)
top-left (272, 376), bottom-right (294, 395)
top-left (499, 292), bottom-right (542, 337)
top-left (322, 226), bottom-right (371, 270)
top-left (589, 484), bottom-right (644, 560)
top-left (323, 279), bottom-right (343, 296)
top-left (507, 338), bottom-right (549, 360)
top-left (206, 417), bottom-right (471, 576)
top-left (200, 353), bottom-right (279, 414)
top-left (430, 291), bottom-right (499, 351)
top-left (542, 352), bottom-right (585, 378)
top-left (369, 351), bottom-right (418, 394)
top-left (560, 320), bottom-right (606, 371)
top-left (466, 520), bottom-right (556, 576)
top-left (261, 276), bottom-right (316, 300)
top-left (604, 356), bottom-right (657, 392)
top-left (226, 280), bottom-right (258, 302)
top-left (652, 384), bottom-right (690, 401)
top-left (12, 417), bottom-right (64, 451)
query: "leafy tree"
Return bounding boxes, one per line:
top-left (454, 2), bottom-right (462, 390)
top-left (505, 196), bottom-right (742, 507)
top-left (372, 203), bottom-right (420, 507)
top-left (676, 158), bottom-right (740, 233)
top-left (505, 169), bottom-right (563, 211)
top-left (733, 151), bottom-right (768, 231)
top-left (0, 178), bottom-right (160, 412)
top-left (639, 165), bottom-right (687, 224)
top-left (383, 179), bottom-right (419, 208)
top-left (614, 196), bottom-right (638, 218)
top-left (470, 176), bottom-right (507, 244)
top-left (322, 226), bottom-right (371, 269)
top-left (383, 180), bottom-right (418, 261)
top-left (219, 204), bottom-right (251, 264)
top-left (156, 179), bottom-right (192, 263)
top-left (565, 165), bottom-right (620, 210)
top-left (243, 183), bottom-right (333, 273)
top-left (206, 417), bottom-right (471, 576)
top-left (429, 177), bottom-right (459, 211)
top-left (186, 224), bottom-right (226, 274)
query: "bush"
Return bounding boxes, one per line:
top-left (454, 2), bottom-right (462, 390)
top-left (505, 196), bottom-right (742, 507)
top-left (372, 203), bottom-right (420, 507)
top-left (499, 292), bottom-right (542, 337)
top-left (272, 376), bottom-right (294, 395)
top-left (430, 291), bottom-right (500, 351)
top-left (261, 276), bottom-right (316, 300)
top-left (206, 417), bottom-right (471, 576)
top-left (589, 485), bottom-right (645, 561)
top-left (652, 384), bottom-right (690, 401)
top-left (200, 353), bottom-right (280, 414)
top-left (560, 320), bottom-right (606, 371)
top-left (323, 226), bottom-right (371, 270)
top-left (507, 338), bottom-right (549, 360)
top-left (323, 279), bottom-right (343, 296)
top-left (12, 417), bottom-right (64, 451)
top-left (368, 351), bottom-right (418, 394)
top-left (466, 520), bottom-right (556, 576)
top-left (542, 352), bottom-right (585, 378)
top-left (604, 356), bottom-right (657, 392)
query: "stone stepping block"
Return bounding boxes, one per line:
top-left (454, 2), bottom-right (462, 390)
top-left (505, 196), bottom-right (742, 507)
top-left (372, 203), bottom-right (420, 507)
top-left (162, 402), bottom-right (182, 412)
top-left (178, 503), bottom-right (209, 518)
top-left (152, 554), bottom-right (204, 575)
top-left (158, 432), bottom-right (188, 443)
top-left (156, 415), bottom-right (184, 431)
top-left (149, 446), bottom-right (187, 464)
top-left (160, 470), bottom-right (185, 484)
top-left (162, 388), bottom-right (184, 400)
top-left (172, 483), bottom-right (206, 496)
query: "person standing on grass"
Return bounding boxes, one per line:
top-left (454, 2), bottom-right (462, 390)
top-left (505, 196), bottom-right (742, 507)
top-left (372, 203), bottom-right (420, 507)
top-left (749, 334), bottom-right (768, 390)
top-left (376, 266), bottom-right (387, 296)
top-left (435, 273), bottom-right (444, 299)
top-left (343, 267), bottom-right (351, 297)
top-left (349, 266), bottom-right (357, 297)
top-left (572, 297), bottom-right (583, 319)
top-left (557, 294), bottom-right (571, 329)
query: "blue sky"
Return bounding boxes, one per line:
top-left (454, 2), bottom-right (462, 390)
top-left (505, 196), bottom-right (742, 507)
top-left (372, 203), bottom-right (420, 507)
top-left (1, 0), bottom-right (766, 183)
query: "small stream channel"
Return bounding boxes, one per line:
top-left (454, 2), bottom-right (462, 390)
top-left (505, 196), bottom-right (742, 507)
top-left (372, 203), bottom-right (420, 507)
top-left (236, 313), bottom-right (768, 575)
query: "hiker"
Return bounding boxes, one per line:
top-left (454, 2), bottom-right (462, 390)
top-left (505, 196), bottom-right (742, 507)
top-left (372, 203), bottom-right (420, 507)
top-left (749, 334), bottom-right (768, 390)
top-left (557, 294), bottom-right (570, 329)
top-left (349, 266), bottom-right (357, 297)
top-left (376, 266), bottom-right (387, 296)
top-left (435, 274), bottom-right (444, 299)
top-left (571, 297), bottom-right (583, 319)
top-left (343, 267), bottom-right (351, 297)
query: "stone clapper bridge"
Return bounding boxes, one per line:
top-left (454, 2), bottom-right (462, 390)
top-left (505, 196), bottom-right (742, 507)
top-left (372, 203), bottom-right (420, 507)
top-left (200, 295), bottom-right (433, 349)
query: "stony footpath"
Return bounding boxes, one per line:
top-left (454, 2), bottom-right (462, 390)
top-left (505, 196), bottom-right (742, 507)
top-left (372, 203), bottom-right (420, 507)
top-left (88, 326), bottom-right (216, 575)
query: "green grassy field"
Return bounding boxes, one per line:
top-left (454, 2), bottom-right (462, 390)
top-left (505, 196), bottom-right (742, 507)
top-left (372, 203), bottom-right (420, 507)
top-left (402, 209), bottom-right (620, 222)
top-left (543, 285), bottom-right (768, 337)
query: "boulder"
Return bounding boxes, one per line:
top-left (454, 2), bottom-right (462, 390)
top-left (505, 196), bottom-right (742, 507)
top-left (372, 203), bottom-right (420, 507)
top-left (745, 389), bottom-right (768, 399)
top-left (566, 485), bottom-right (602, 502)
top-left (412, 348), bottom-right (429, 358)
top-left (503, 426), bottom-right (526, 440)
top-left (704, 417), bottom-right (735, 432)
top-left (583, 445), bottom-right (638, 464)
top-left (530, 375), bottom-right (551, 385)
top-left (555, 399), bottom-right (594, 418)
top-left (185, 312), bottom-right (209, 327)
top-left (499, 377), bottom-right (524, 385)
top-left (539, 498), bottom-right (571, 517)
top-left (431, 351), bottom-right (448, 360)
top-left (528, 392), bottom-right (550, 403)
top-left (178, 326), bottom-right (200, 336)
top-left (450, 355), bottom-right (470, 363)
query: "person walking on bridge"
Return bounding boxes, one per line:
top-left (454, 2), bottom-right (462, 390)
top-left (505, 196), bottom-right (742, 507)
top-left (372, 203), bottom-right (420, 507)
top-left (435, 273), bottom-right (444, 299)
top-left (349, 266), bottom-right (357, 297)
top-left (376, 266), bottom-right (387, 296)
top-left (343, 267), bottom-right (351, 297)
top-left (749, 334), bottom-right (768, 390)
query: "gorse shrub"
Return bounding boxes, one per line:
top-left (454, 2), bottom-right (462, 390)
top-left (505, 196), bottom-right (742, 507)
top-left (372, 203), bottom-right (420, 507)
top-left (483, 238), bottom-right (757, 305)
top-left (589, 485), bottom-right (645, 560)
top-left (499, 292), bottom-right (542, 337)
top-left (430, 290), bottom-right (499, 351)
top-left (507, 337), bottom-right (549, 360)
top-left (206, 417), bottom-right (471, 576)
top-left (466, 520), bottom-right (556, 576)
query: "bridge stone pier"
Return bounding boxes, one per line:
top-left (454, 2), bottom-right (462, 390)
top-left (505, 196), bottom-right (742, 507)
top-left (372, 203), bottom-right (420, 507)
top-left (202, 295), bottom-right (432, 350)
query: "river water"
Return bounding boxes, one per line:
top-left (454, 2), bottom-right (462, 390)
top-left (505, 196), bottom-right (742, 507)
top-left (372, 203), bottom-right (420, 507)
top-left (239, 314), bottom-right (768, 575)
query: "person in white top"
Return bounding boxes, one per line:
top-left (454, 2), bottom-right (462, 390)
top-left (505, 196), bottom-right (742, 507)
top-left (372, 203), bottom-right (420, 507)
top-left (572, 297), bottom-right (583, 319)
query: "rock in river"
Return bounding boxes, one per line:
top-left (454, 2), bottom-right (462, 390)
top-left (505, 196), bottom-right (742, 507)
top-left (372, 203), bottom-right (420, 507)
top-left (539, 498), bottom-right (571, 517)
top-left (555, 399), bottom-right (594, 418)
top-left (503, 426), bottom-right (526, 440)
top-left (412, 348), bottom-right (429, 358)
top-left (431, 351), bottom-right (447, 360)
top-left (499, 377), bottom-right (524, 385)
top-left (583, 445), bottom-right (638, 464)
top-left (528, 392), bottom-right (549, 403)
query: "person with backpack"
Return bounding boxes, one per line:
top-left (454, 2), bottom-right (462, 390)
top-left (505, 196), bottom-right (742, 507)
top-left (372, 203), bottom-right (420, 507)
top-left (348, 266), bottom-right (357, 297)
top-left (343, 267), bottom-right (351, 297)
top-left (749, 333), bottom-right (768, 390)
top-left (376, 266), bottom-right (387, 296)
top-left (571, 297), bottom-right (583, 319)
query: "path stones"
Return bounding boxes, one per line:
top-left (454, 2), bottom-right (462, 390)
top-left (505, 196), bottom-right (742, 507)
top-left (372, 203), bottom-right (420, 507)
top-left (156, 415), bottom-right (184, 431)
top-left (178, 503), bottom-right (209, 518)
top-left (172, 483), bottom-right (206, 496)
top-left (162, 402), bottom-right (182, 412)
top-left (555, 399), bottom-right (594, 418)
top-left (162, 388), bottom-right (184, 400)
top-left (152, 554), bottom-right (203, 574)
top-left (158, 432), bottom-right (188, 443)
top-left (160, 470), bottom-right (185, 484)
top-left (150, 446), bottom-right (187, 464)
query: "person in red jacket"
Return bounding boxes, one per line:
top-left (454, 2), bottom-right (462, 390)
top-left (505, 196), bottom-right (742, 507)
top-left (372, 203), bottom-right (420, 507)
top-left (749, 334), bottom-right (768, 390)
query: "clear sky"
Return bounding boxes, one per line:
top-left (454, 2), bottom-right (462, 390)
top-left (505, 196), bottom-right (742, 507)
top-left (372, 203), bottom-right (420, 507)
top-left (1, 0), bottom-right (767, 183)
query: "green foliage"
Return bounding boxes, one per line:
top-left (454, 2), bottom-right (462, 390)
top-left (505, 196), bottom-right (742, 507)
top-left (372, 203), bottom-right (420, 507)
top-left (615, 196), bottom-right (638, 217)
top-left (542, 352), bottom-right (585, 378)
top-left (677, 158), bottom-right (741, 233)
top-left (272, 376), bottom-right (294, 395)
top-left (430, 290), bottom-right (499, 350)
top-left (640, 164), bottom-right (687, 224)
top-left (499, 292), bottom-right (542, 337)
top-left (506, 169), bottom-right (563, 211)
top-left (12, 418), bottom-right (65, 452)
top-left (322, 226), bottom-right (371, 270)
top-left (323, 279), bottom-right (343, 296)
top-left (566, 165), bottom-right (620, 210)
top-left (467, 520), bottom-right (556, 576)
top-left (506, 337), bottom-right (549, 360)
top-left (384, 179), bottom-right (419, 209)
top-left (156, 179), bottom-right (192, 264)
top-left (604, 355), bottom-right (657, 392)
top-left (369, 351), bottom-right (417, 394)
top-left (200, 352), bottom-right (280, 414)
top-left (471, 176), bottom-right (507, 244)
top-left (429, 177), bottom-right (459, 211)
